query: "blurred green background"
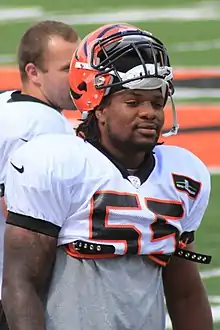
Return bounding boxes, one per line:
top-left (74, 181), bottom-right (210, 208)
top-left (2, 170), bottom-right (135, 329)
top-left (1, 0), bottom-right (220, 67)
top-left (0, 0), bottom-right (220, 328)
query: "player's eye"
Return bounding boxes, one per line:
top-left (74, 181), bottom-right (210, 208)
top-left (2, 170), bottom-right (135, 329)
top-left (125, 100), bottom-right (139, 107)
top-left (151, 101), bottom-right (163, 110)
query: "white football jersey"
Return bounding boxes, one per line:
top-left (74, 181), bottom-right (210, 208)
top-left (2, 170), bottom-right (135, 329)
top-left (0, 90), bottom-right (75, 197)
top-left (0, 90), bottom-right (15, 104)
top-left (0, 91), bottom-right (75, 299)
top-left (5, 134), bottom-right (210, 265)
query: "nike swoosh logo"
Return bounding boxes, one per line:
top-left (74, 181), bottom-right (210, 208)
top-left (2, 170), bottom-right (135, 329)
top-left (20, 138), bottom-right (28, 142)
top-left (11, 162), bottom-right (24, 173)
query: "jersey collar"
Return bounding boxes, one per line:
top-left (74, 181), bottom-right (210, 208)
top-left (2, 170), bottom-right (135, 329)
top-left (90, 141), bottom-right (155, 185)
top-left (8, 90), bottom-right (60, 112)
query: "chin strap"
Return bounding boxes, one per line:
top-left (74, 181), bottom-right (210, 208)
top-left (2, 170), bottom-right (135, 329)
top-left (162, 93), bottom-right (179, 137)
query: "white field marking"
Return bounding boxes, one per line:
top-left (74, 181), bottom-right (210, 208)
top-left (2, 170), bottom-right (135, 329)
top-left (0, 54), bottom-right (16, 64)
top-left (0, 7), bottom-right (43, 22)
top-left (175, 88), bottom-right (220, 99)
top-left (1, 2), bottom-right (220, 24)
top-left (1, 38), bottom-right (220, 65)
top-left (171, 39), bottom-right (220, 52)
top-left (209, 296), bottom-right (220, 304)
top-left (200, 268), bottom-right (220, 279)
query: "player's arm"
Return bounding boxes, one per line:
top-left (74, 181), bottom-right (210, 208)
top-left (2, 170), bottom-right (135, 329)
top-left (162, 169), bottom-right (213, 330)
top-left (2, 147), bottom-right (70, 330)
top-left (3, 223), bottom-right (57, 330)
top-left (163, 242), bottom-right (213, 330)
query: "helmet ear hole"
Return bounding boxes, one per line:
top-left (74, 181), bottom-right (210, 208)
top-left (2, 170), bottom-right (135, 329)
top-left (78, 81), bottom-right (87, 92)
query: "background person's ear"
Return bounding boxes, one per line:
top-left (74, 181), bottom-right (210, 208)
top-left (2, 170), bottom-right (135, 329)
top-left (25, 63), bottom-right (42, 86)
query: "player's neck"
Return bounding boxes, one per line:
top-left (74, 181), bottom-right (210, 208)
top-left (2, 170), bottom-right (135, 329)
top-left (21, 83), bottom-right (55, 109)
top-left (100, 142), bottom-right (146, 169)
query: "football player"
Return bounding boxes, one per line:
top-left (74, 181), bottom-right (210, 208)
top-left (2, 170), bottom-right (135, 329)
top-left (2, 23), bottom-right (213, 330)
top-left (0, 20), bottom-right (80, 329)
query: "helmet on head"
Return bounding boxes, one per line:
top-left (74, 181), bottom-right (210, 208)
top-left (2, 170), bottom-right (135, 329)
top-left (69, 23), bottom-right (178, 136)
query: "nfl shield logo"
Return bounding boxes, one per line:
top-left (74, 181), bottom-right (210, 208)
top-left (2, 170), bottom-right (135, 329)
top-left (128, 176), bottom-right (141, 189)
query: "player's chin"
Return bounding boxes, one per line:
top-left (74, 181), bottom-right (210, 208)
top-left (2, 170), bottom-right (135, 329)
top-left (132, 132), bottom-right (158, 148)
top-left (131, 137), bottom-right (158, 151)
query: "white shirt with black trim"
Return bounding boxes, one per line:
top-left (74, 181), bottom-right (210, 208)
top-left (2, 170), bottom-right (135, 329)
top-left (5, 134), bottom-right (210, 254)
top-left (0, 90), bottom-right (75, 298)
top-left (0, 91), bottom-right (75, 195)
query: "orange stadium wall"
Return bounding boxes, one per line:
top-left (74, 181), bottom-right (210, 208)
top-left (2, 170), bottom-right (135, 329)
top-left (0, 67), bottom-right (219, 170)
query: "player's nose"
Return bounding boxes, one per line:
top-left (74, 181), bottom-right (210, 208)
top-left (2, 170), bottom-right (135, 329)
top-left (138, 103), bottom-right (156, 120)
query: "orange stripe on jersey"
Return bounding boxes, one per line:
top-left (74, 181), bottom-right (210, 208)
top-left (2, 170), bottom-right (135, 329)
top-left (145, 197), bottom-right (184, 259)
top-left (145, 197), bottom-right (185, 220)
top-left (148, 254), bottom-right (169, 267)
top-left (89, 191), bottom-right (142, 255)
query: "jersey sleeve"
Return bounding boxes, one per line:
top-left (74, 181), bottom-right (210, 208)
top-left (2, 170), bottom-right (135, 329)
top-left (0, 101), bottom-right (75, 192)
top-left (182, 166), bottom-right (211, 233)
top-left (5, 143), bottom-right (72, 238)
top-left (0, 124), bottom-right (25, 192)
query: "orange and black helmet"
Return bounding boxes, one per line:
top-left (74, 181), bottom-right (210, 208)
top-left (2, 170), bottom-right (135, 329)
top-left (69, 23), bottom-right (178, 135)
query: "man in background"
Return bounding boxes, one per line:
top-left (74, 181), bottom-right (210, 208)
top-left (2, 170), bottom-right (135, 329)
top-left (0, 20), bottom-right (80, 329)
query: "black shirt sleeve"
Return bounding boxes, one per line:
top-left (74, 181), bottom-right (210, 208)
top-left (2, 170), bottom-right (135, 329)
top-left (7, 211), bottom-right (61, 238)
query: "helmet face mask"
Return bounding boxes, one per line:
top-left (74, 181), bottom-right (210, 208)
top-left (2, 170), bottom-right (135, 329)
top-left (70, 24), bottom-right (178, 136)
top-left (90, 30), bottom-right (173, 95)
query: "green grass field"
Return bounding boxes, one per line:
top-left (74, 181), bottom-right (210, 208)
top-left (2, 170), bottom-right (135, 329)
top-left (1, 0), bottom-right (220, 327)
top-left (187, 174), bottom-right (220, 330)
top-left (1, 0), bottom-right (220, 67)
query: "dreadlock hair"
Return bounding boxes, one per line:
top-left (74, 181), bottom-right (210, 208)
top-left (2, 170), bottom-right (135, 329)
top-left (76, 92), bottom-right (164, 145)
top-left (76, 95), bottom-right (112, 142)
top-left (76, 111), bottom-right (99, 142)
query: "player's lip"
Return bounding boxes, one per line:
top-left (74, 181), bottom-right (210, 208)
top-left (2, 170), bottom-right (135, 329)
top-left (135, 123), bottom-right (157, 130)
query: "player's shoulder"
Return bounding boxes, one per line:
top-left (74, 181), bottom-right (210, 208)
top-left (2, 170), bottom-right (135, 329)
top-left (154, 144), bottom-right (210, 182)
top-left (0, 90), bottom-right (14, 107)
top-left (9, 134), bottom-right (86, 180)
top-left (0, 91), bottom-right (74, 137)
top-left (0, 91), bottom-right (56, 117)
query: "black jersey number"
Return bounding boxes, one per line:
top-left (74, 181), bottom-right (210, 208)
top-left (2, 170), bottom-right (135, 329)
top-left (90, 191), bottom-right (184, 260)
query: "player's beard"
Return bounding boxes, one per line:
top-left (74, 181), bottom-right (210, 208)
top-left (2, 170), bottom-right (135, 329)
top-left (106, 122), bottom-right (159, 154)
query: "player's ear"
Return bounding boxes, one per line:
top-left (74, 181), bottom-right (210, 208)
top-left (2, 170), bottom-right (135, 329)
top-left (25, 63), bottom-right (42, 85)
top-left (95, 93), bottom-right (112, 125)
top-left (95, 108), bottom-right (106, 125)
